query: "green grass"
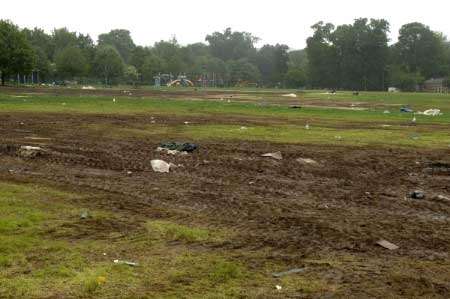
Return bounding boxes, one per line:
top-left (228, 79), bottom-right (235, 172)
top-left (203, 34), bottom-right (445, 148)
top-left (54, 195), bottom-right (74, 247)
top-left (0, 181), bottom-right (271, 298)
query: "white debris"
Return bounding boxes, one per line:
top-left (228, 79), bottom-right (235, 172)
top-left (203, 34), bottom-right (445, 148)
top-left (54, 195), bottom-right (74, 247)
top-left (240, 126), bottom-right (248, 130)
top-left (113, 259), bottom-right (139, 267)
top-left (296, 158), bottom-right (318, 165)
top-left (376, 239), bottom-right (399, 250)
top-left (422, 109), bottom-right (442, 116)
top-left (156, 147), bottom-right (188, 156)
top-left (81, 85), bottom-right (96, 90)
top-left (20, 146), bottom-right (42, 151)
top-left (383, 110), bottom-right (391, 114)
top-left (184, 121), bottom-right (190, 125)
top-left (305, 124), bottom-right (310, 130)
top-left (261, 152), bottom-right (283, 160)
top-left (276, 285), bottom-right (282, 291)
top-left (113, 98), bottom-right (116, 103)
top-left (282, 93), bottom-right (297, 98)
top-left (381, 124), bottom-right (392, 128)
top-left (151, 160), bottom-right (171, 173)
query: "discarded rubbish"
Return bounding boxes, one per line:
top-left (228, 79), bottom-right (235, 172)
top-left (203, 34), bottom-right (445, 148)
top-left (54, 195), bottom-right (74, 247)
top-left (159, 142), bottom-right (198, 153)
top-left (422, 109), bottom-right (442, 116)
top-left (240, 126), bottom-right (248, 130)
top-left (81, 85), bottom-right (96, 90)
top-left (432, 195), bottom-right (450, 202)
top-left (261, 152), bottom-right (283, 160)
top-left (424, 162), bottom-right (450, 175)
top-left (282, 93), bottom-right (297, 98)
top-left (296, 158), bottom-right (318, 165)
top-left (376, 240), bottom-right (399, 250)
top-left (305, 124), bottom-right (310, 130)
top-left (410, 190), bottom-right (425, 199)
top-left (383, 110), bottom-right (390, 114)
top-left (151, 160), bottom-right (171, 173)
top-left (156, 147), bottom-right (188, 156)
top-left (400, 107), bottom-right (413, 113)
top-left (275, 285), bottom-right (282, 291)
top-left (18, 146), bottom-right (45, 158)
top-left (80, 211), bottom-right (89, 219)
top-left (272, 268), bottom-right (306, 278)
top-left (113, 259), bottom-right (139, 267)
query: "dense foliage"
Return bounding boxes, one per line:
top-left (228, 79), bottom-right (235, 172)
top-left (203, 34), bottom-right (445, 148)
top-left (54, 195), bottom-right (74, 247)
top-left (0, 19), bottom-right (449, 89)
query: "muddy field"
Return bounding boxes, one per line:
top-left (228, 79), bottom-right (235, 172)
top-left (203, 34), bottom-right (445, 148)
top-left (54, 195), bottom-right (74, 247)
top-left (1, 106), bottom-right (450, 297)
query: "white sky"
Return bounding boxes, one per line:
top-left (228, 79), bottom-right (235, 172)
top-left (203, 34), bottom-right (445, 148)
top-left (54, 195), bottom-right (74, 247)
top-left (1, 0), bottom-right (449, 50)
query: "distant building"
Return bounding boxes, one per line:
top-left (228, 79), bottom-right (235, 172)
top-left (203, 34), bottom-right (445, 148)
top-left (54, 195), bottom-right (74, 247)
top-left (423, 78), bottom-right (448, 93)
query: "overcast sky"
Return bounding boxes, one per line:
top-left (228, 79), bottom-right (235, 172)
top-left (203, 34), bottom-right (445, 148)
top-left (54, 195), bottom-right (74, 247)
top-left (2, 0), bottom-right (449, 50)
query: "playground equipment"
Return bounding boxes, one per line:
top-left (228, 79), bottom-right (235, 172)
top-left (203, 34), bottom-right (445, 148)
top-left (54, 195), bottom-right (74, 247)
top-left (167, 75), bottom-right (194, 87)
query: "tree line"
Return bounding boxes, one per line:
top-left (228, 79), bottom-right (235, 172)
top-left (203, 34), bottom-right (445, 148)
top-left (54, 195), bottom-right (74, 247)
top-left (1, 18), bottom-right (449, 90)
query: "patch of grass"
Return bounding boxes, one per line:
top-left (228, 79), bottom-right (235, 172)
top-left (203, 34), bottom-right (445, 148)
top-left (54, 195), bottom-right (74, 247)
top-left (209, 259), bottom-right (243, 284)
top-left (146, 220), bottom-right (211, 243)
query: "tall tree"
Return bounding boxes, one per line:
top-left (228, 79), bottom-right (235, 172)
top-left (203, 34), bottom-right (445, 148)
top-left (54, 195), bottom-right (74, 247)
top-left (98, 29), bottom-right (135, 63)
top-left (396, 23), bottom-right (445, 78)
top-left (94, 45), bottom-right (125, 85)
top-left (55, 46), bottom-right (88, 79)
top-left (0, 20), bottom-right (34, 85)
top-left (256, 44), bottom-right (289, 86)
top-left (206, 28), bottom-right (258, 61)
top-left (306, 22), bottom-right (337, 88)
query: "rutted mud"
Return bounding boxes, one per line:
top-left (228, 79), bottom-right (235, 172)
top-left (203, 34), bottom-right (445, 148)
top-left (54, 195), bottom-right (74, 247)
top-left (1, 111), bottom-right (450, 297)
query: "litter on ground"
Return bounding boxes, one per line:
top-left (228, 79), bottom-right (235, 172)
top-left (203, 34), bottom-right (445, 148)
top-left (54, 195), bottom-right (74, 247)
top-left (261, 152), bottom-right (283, 160)
top-left (272, 268), bottom-right (306, 278)
top-left (296, 158), bottom-right (318, 165)
top-left (113, 260), bottom-right (139, 267)
top-left (400, 107), bottom-right (413, 113)
top-left (376, 240), bottom-right (399, 250)
top-left (159, 142), bottom-right (198, 153)
top-left (282, 93), bottom-right (297, 98)
top-left (420, 109), bottom-right (442, 116)
top-left (151, 160), bottom-right (171, 173)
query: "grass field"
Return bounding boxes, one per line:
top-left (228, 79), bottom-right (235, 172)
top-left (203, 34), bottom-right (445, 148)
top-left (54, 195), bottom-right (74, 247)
top-left (1, 86), bottom-right (450, 298)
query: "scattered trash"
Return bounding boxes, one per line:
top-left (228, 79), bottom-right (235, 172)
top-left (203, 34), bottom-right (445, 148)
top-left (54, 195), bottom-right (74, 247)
top-left (184, 121), bottom-right (190, 125)
top-left (18, 146), bottom-right (45, 158)
top-left (275, 285), bottom-right (282, 291)
top-left (296, 158), bottom-right (318, 165)
top-left (305, 124), bottom-right (310, 130)
top-left (383, 110), bottom-right (390, 114)
top-left (282, 93), bottom-right (297, 98)
top-left (376, 240), bottom-right (399, 250)
top-left (159, 142), bottom-right (198, 153)
top-left (151, 160), bottom-right (171, 173)
top-left (240, 126), bottom-right (248, 130)
top-left (400, 107), bottom-right (413, 113)
top-left (381, 124), bottom-right (392, 128)
top-left (81, 85), bottom-right (96, 90)
top-left (261, 152), bottom-right (283, 160)
top-left (80, 211), bottom-right (89, 219)
top-left (335, 135), bottom-right (342, 140)
top-left (156, 147), bottom-right (188, 156)
top-left (113, 260), bottom-right (139, 267)
top-left (432, 195), bottom-right (450, 202)
top-left (103, 252), bottom-right (107, 256)
top-left (422, 109), bottom-right (442, 116)
top-left (353, 91), bottom-right (360, 96)
top-left (424, 162), bottom-right (450, 175)
top-left (272, 268), bottom-right (306, 278)
top-left (410, 190), bottom-right (425, 199)
top-left (113, 98), bottom-right (116, 103)
top-left (126, 171), bottom-right (132, 175)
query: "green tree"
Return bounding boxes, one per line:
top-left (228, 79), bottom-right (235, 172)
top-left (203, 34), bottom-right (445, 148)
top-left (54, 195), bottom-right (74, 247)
top-left (306, 22), bottom-right (337, 88)
top-left (396, 23), bottom-right (446, 78)
top-left (206, 28), bottom-right (258, 61)
top-left (98, 29), bottom-right (135, 63)
top-left (94, 45), bottom-right (125, 85)
top-left (285, 68), bottom-right (307, 88)
top-left (152, 39), bottom-right (185, 74)
top-left (55, 46), bottom-right (88, 79)
top-left (124, 65), bottom-right (139, 85)
top-left (255, 44), bottom-right (289, 86)
top-left (141, 54), bottom-right (165, 82)
top-left (0, 20), bottom-right (35, 85)
top-left (227, 59), bottom-right (260, 85)
top-left (52, 28), bottom-right (78, 58)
